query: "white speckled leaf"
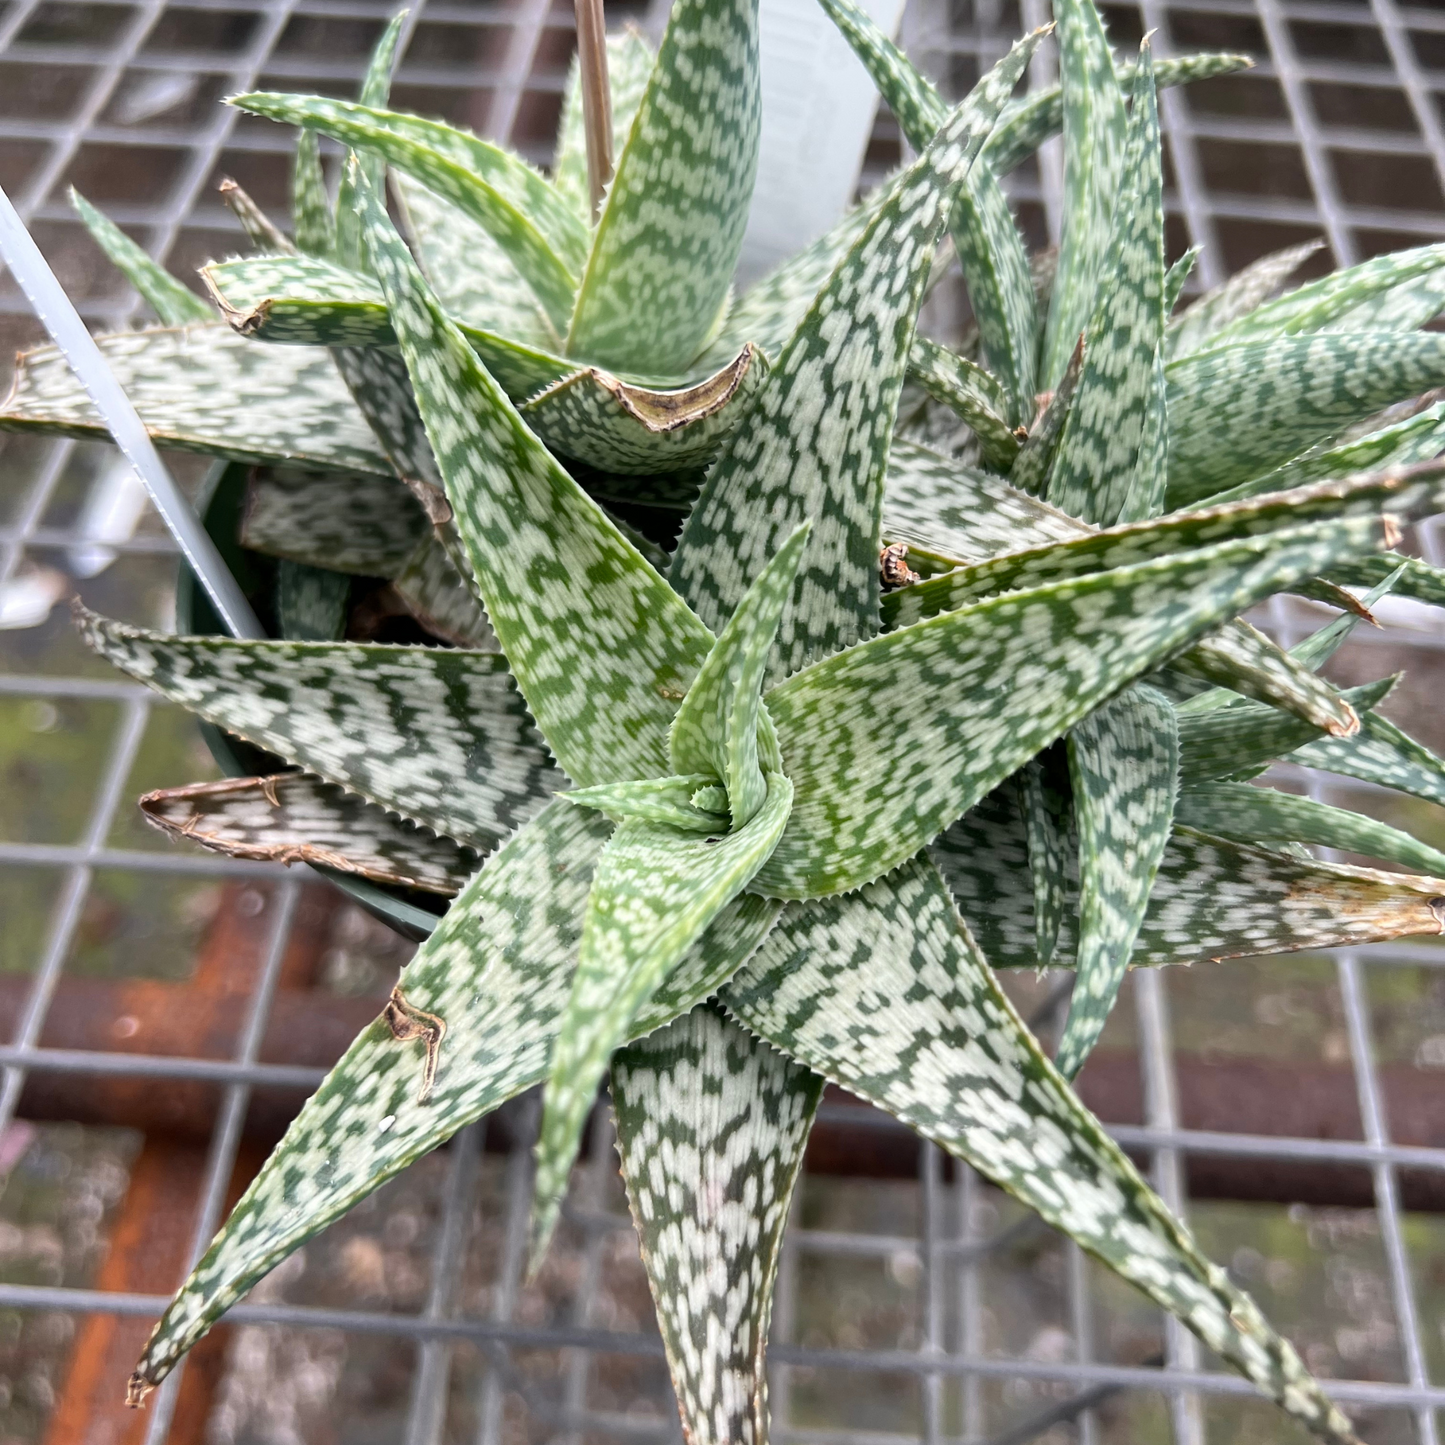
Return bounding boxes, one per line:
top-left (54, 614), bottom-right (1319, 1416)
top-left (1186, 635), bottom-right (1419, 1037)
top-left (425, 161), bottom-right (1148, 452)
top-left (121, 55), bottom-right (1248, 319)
top-left (670, 524), bottom-right (808, 826)
top-left (907, 335), bottom-right (1020, 471)
top-left (1218, 401), bottom-right (1445, 506)
top-left (1328, 264), bottom-right (1445, 334)
top-left (984, 52), bottom-right (1249, 179)
top-left (1176, 782), bottom-right (1445, 876)
top-left (612, 1003), bottom-right (822, 1445)
top-left (936, 788), bottom-right (1445, 973)
top-left (202, 252), bottom-right (575, 399)
top-left (532, 772), bottom-right (793, 1256)
top-left (552, 29), bottom-right (656, 222)
top-left (0, 324), bottom-right (392, 475)
top-left (359, 175), bottom-right (716, 787)
top-left (720, 855), bottom-right (1361, 1445)
top-left (392, 532), bottom-right (496, 649)
top-left (1200, 243), bottom-right (1445, 351)
top-left (71, 190), bottom-right (211, 326)
top-left (672, 34), bottom-right (1042, 681)
top-left (274, 559), bottom-right (347, 640)
top-left (566, 0), bottom-right (760, 375)
top-left (234, 92), bottom-right (585, 331)
top-left (1293, 711), bottom-right (1445, 809)
top-left (292, 128), bottom-right (334, 257)
top-left (332, 12), bottom-right (405, 269)
top-left (1166, 332), bottom-right (1445, 505)
top-left (518, 347), bottom-right (767, 475)
top-left (1116, 343), bottom-right (1168, 523)
top-left (1008, 337), bottom-right (1085, 498)
top-left (325, 343), bottom-right (447, 500)
top-left (946, 160), bottom-right (1038, 426)
top-left (129, 799), bottom-right (782, 1394)
top-left (1167, 239), bottom-right (1323, 360)
top-left (1017, 752), bottom-right (1070, 966)
top-left (1040, 0), bottom-right (1126, 390)
top-left (1049, 47), bottom-right (1165, 527)
top-left (883, 462), bottom-right (1445, 627)
top-left (140, 772), bottom-right (481, 894)
top-left (396, 174), bottom-right (555, 348)
top-left (1329, 552), bottom-right (1445, 607)
top-left (241, 464), bottom-right (428, 575)
top-left (882, 438), bottom-right (1089, 569)
top-left (758, 519), bottom-right (1392, 899)
top-left (1163, 246), bottom-right (1200, 317)
top-left (76, 611), bottom-right (560, 851)
top-left (1177, 677), bottom-right (1393, 785)
top-left (1056, 685), bottom-right (1178, 1080)
top-left (221, 179), bottom-right (293, 255)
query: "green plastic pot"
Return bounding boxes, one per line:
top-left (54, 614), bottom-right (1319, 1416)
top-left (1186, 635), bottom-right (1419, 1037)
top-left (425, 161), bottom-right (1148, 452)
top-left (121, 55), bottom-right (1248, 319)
top-left (175, 460), bottom-right (442, 942)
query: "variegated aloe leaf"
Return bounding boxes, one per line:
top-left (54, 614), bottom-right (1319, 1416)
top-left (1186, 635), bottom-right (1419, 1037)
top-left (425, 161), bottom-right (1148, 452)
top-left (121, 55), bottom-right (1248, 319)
top-left (670, 524), bottom-right (808, 826)
top-left (1198, 242), bottom-right (1445, 352)
top-left (882, 437), bottom-right (1089, 568)
top-left (1176, 782), bottom-right (1445, 876)
top-left (1330, 263), bottom-right (1445, 333)
top-left (358, 174), bottom-right (715, 786)
top-left (1294, 711), bottom-right (1445, 810)
top-left (907, 335), bottom-right (1020, 471)
top-left (611, 1004), bottom-right (822, 1445)
top-left (141, 773), bottom-right (480, 894)
top-left (552, 28), bottom-right (655, 223)
top-left (758, 519), bottom-right (1395, 899)
top-left (240, 464), bottom-right (427, 575)
top-left (332, 10), bottom-right (405, 269)
top-left (936, 787), bottom-right (1445, 972)
top-left (1166, 332), bottom-right (1445, 505)
top-left (275, 559), bottom-right (347, 640)
top-left (1017, 752), bottom-right (1069, 966)
top-left (220, 178), bottom-right (292, 255)
top-left (234, 93), bottom-right (586, 332)
top-left (201, 253), bottom-right (572, 398)
top-left (950, 159), bottom-right (1038, 426)
top-left (325, 343), bottom-right (446, 501)
top-left (1116, 343), bottom-right (1168, 522)
top-left (720, 856), bottom-right (1360, 1445)
top-left (0, 324), bottom-right (393, 475)
top-left (518, 346), bottom-right (766, 475)
top-left (1163, 245), bottom-right (1201, 316)
top-left (1212, 400), bottom-right (1445, 505)
top-left (391, 533), bottom-right (495, 649)
top-left (673, 32), bottom-right (1043, 679)
top-left (1166, 238), bottom-right (1324, 360)
top-left (71, 190), bottom-right (211, 325)
top-left (532, 771), bottom-right (792, 1257)
top-left (1329, 551), bottom-right (1445, 608)
top-left (883, 459), bottom-right (1445, 626)
top-left (1177, 677), bottom-right (1394, 785)
top-left (1056, 685), bottom-right (1177, 1080)
top-left (1040, 0), bottom-right (1126, 390)
top-left (1008, 336), bottom-right (1084, 498)
top-left (395, 174), bottom-right (553, 348)
top-left (292, 129), bottom-right (334, 258)
top-left (128, 799), bottom-right (782, 1394)
top-left (531, 528), bottom-right (808, 1253)
top-left (566, 0), bottom-right (760, 374)
top-left (1049, 46), bottom-right (1165, 527)
top-left (76, 612), bottom-right (560, 850)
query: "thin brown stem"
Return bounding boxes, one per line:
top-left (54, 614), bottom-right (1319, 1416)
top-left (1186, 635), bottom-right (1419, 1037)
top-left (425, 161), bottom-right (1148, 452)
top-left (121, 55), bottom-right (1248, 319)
top-left (574, 0), bottom-right (614, 221)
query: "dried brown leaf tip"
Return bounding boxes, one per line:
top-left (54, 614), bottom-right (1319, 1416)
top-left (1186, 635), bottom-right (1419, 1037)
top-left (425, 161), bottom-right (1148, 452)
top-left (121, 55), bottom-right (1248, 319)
top-left (382, 985), bottom-right (447, 1103)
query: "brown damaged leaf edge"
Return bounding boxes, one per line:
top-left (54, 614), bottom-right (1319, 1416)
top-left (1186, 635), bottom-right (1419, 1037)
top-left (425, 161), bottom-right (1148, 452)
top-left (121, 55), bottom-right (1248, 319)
top-left (521, 343), bottom-right (761, 434)
top-left (139, 774), bottom-right (476, 894)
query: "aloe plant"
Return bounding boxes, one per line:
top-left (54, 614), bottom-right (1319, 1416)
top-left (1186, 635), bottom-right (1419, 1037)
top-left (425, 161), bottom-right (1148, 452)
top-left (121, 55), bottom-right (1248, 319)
top-left (11, 0), bottom-right (1445, 1439)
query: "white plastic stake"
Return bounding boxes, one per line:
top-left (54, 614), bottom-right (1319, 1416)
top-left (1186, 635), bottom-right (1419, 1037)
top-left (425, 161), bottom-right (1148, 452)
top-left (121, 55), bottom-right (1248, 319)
top-left (0, 181), bottom-right (263, 640)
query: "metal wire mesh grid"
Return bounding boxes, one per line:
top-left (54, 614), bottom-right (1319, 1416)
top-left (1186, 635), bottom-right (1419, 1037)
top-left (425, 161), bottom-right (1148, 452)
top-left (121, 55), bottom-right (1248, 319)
top-left (0, 0), bottom-right (1442, 1441)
